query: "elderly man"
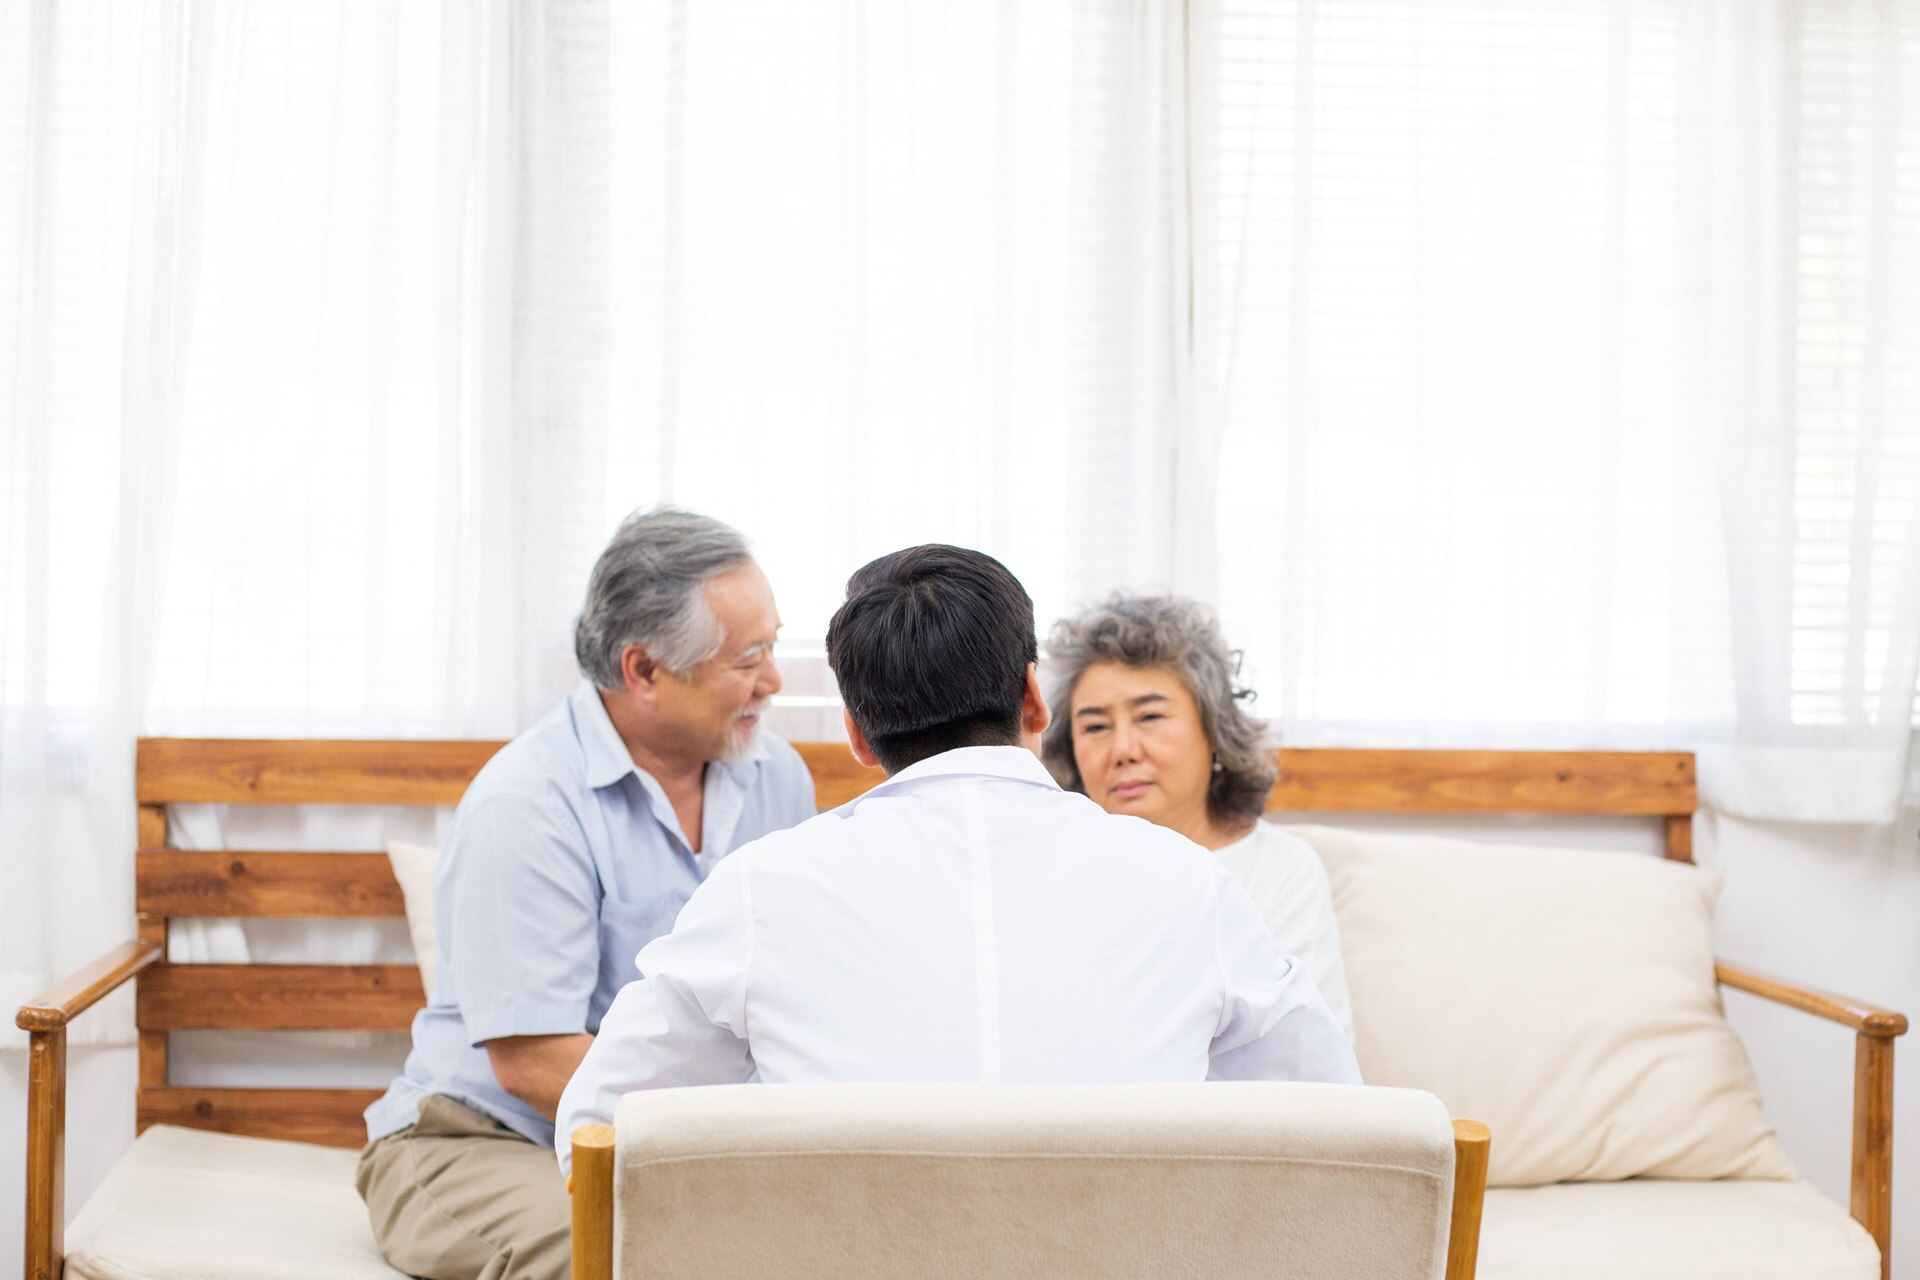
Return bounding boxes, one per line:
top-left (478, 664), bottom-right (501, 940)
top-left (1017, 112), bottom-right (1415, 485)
top-left (358, 508), bottom-right (815, 1280)
top-left (556, 544), bottom-right (1359, 1175)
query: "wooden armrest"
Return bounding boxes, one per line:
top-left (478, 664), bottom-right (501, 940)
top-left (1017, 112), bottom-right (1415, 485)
top-left (1448, 1119), bottom-right (1490, 1280)
top-left (1715, 960), bottom-right (1908, 1037)
top-left (19, 940), bottom-right (164, 1280)
top-left (1717, 957), bottom-right (1905, 1280)
top-left (15, 940), bottom-right (164, 1033)
top-left (570, 1124), bottom-right (617, 1280)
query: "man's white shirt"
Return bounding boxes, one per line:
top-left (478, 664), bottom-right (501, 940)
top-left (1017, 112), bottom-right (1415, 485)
top-left (556, 745), bottom-right (1360, 1172)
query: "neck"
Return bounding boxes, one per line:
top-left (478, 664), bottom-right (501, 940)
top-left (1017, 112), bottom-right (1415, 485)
top-left (599, 689), bottom-right (706, 791)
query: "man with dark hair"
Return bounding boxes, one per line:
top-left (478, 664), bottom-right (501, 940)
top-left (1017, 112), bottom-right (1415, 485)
top-left (557, 544), bottom-right (1359, 1173)
top-left (826, 543), bottom-right (1040, 769)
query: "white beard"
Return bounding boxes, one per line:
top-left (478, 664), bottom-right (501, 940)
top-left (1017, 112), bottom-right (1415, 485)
top-left (721, 718), bottom-right (764, 763)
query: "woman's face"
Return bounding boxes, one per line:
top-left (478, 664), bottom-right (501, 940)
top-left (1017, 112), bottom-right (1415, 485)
top-left (1068, 662), bottom-right (1217, 840)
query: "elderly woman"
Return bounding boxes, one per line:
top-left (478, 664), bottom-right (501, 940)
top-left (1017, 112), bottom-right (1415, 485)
top-left (1042, 593), bottom-right (1353, 1039)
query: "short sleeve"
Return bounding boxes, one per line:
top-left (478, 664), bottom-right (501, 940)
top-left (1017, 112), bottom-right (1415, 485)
top-left (438, 788), bottom-right (601, 1046)
top-left (1209, 872), bottom-right (1363, 1085)
top-left (554, 854), bottom-right (756, 1174)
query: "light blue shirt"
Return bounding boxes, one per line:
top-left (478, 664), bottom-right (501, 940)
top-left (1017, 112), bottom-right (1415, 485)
top-left (365, 680), bottom-right (817, 1147)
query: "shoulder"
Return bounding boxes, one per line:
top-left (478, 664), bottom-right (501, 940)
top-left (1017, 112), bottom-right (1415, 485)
top-left (472, 693), bottom-right (590, 792)
top-left (1220, 822), bottom-right (1330, 875)
top-left (462, 759), bottom-right (578, 824)
top-left (1043, 791), bottom-right (1229, 890)
top-left (450, 705), bottom-right (593, 845)
top-left (1077, 793), bottom-right (1210, 857)
top-left (712, 806), bottom-right (845, 880)
top-left (1214, 822), bottom-right (1336, 908)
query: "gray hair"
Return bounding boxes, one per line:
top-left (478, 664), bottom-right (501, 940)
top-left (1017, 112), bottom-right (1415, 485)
top-left (574, 507), bottom-right (753, 687)
top-left (1040, 593), bottom-right (1276, 825)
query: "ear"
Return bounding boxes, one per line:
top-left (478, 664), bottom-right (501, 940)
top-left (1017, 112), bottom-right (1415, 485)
top-left (619, 644), bottom-right (661, 701)
top-left (843, 709), bottom-right (883, 771)
top-left (1020, 663), bottom-right (1051, 737)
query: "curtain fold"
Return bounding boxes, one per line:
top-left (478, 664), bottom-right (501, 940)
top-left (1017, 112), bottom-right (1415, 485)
top-left (1696, 0), bottom-right (1920, 821)
top-left (0, 0), bottom-right (514, 1045)
top-left (1, 0), bottom-right (192, 1046)
top-left (1199, 0), bottom-right (1920, 821)
top-left (594, 0), bottom-right (1193, 739)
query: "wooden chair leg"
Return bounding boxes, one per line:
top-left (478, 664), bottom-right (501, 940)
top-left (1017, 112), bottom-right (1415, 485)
top-left (570, 1123), bottom-right (617, 1280)
top-left (24, 1027), bottom-right (67, 1280)
top-left (1852, 1032), bottom-right (1896, 1280)
top-left (1448, 1119), bottom-right (1491, 1280)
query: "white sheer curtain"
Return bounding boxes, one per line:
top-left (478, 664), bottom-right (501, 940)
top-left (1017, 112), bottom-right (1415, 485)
top-left (2, 1), bottom-right (191, 1043)
top-left (1202, 0), bottom-right (1920, 822)
top-left (5, 5), bottom-right (1919, 1254)
top-left (588, 0), bottom-right (1194, 737)
top-left (1, 0), bottom-right (1195, 1036)
top-left (6, 0), bottom-right (1919, 1039)
top-left (1, 0), bottom-right (516, 1045)
top-left (141, 4), bottom-right (531, 738)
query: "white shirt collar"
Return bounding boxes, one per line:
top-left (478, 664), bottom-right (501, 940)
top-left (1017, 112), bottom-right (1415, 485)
top-left (838, 744), bottom-right (1060, 814)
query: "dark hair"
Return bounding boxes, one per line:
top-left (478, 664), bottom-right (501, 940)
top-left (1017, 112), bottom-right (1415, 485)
top-left (825, 545), bottom-right (1038, 773)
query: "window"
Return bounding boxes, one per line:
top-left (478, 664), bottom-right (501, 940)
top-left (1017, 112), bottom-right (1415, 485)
top-left (1207, 0), bottom-right (1920, 745)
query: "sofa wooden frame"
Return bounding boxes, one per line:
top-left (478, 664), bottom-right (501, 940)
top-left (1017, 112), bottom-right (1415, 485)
top-left (17, 739), bottom-right (1908, 1280)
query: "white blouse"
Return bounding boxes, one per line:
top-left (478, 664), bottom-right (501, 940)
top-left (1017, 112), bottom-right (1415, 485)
top-left (1214, 821), bottom-right (1355, 1042)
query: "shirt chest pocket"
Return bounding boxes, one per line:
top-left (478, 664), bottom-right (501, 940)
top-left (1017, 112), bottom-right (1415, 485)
top-left (595, 891), bottom-right (686, 990)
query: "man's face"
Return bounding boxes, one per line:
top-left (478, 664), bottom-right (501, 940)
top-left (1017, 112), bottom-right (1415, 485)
top-left (651, 561), bottom-right (784, 763)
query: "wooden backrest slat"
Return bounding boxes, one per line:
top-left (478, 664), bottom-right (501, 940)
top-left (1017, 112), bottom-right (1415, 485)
top-left (137, 1087), bottom-right (381, 1148)
top-left (137, 964), bottom-right (423, 1031)
top-left (135, 739), bottom-right (1696, 816)
top-left (136, 737), bottom-right (890, 811)
top-left (1267, 748), bottom-right (1695, 817)
top-left (136, 738), bottom-right (509, 806)
top-left (138, 851), bottom-right (404, 918)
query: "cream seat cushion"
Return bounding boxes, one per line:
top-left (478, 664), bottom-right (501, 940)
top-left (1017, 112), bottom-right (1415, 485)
top-left (64, 1125), bottom-right (404, 1280)
top-left (1284, 825), bottom-right (1794, 1186)
top-left (1477, 1179), bottom-right (1879, 1280)
top-left (613, 1081), bottom-right (1460, 1280)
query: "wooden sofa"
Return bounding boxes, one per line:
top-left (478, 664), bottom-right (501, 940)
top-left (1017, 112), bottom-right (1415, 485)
top-left (17, 739), bottom-right (1907, 1280)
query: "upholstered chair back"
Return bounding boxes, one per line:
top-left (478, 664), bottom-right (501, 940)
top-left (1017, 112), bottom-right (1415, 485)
top-left (600, 1082), bottom-right (1465, 1280)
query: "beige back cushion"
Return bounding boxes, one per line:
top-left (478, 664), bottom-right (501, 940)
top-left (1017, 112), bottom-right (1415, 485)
top-left (614, 1082), bottom-right (1457, 1280)
top-left (386, 839), bottom-right (439, 992)
top-left (1285, 825), bottom-right (1794, 1186)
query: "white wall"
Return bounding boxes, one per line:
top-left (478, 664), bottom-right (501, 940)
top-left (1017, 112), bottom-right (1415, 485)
top-left (3, 811), bottom-right (1917, 1279)
top-left (1709, 808), bottom-right (1920, 1279)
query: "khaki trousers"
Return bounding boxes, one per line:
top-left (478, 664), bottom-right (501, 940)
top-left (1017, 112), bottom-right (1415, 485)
top-left (357, 1094), bottom-right (571, 1280)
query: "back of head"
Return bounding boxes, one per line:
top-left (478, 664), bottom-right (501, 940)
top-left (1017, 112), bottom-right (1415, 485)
top-left (826, 545), bottom-right (1038, 773)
